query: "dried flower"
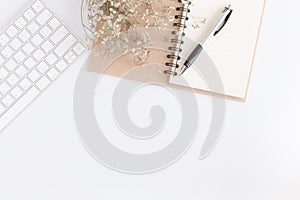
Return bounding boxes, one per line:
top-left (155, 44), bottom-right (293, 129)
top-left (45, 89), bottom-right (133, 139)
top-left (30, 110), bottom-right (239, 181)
top-left (81, 0), bottom-right (203, 65)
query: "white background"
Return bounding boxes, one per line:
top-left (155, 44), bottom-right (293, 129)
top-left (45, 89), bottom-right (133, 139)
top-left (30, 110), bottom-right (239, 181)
top-left (0, 0), bottom-right (299, 199)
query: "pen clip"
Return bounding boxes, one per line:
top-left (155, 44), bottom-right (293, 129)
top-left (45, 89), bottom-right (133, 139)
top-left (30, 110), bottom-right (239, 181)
top-left (213, 8), bottom-right (233, 36)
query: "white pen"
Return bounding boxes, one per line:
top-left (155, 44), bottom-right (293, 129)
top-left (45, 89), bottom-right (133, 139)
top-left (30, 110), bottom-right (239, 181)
top-left (180, 4), bottom-right (233, 75)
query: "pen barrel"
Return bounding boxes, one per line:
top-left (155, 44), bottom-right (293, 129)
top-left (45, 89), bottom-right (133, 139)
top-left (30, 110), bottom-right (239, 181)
top-left (184, 44), bottom-right (203, 68)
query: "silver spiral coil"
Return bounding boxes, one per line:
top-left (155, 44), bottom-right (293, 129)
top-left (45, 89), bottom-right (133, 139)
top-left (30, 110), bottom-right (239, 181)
top-left (164, 0), bottom-right (191, 76)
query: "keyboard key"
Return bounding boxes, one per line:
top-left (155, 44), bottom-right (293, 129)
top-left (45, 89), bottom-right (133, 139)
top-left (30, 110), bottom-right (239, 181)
top-left (0, 34), bottom-right (9, 46)
top-left (24, 57), bottom-right (36, 69)
top-left (3, 95), bottom-right (14, 107)
top-left (11, 87), bottom-right (24, 99)
top-left (27, 22), bottom-right (39, 34)
top-left (48, 17), bottom-right (61, 29)
top-left (64, 51), bottom-right (74, 60)
top-left (40, 26), bottom-right (52, 38)
top-left (15, 66), bottom-right (27, 78)
top-left (19, 78), bottom-right (31, 90)
top-left (31, 34), bottom-right (43, 46)
top-left (37, 62), bottom-right (49, 73)
top-left (45, 53), bottom-right (57, 65)
top-left (28, 70), bottom-right (40, 82)
top-left (73, 43), bottom-right (85, 55)
top-left (7, 74), bottom-right (19, 86)
top-left (36, 77), bottom-right (50, 90)
top-left (64, 51), bottom-right (77, 63)
top-left (0, 87), bottom-right (39, 131)
top-left (5, 60), bottom-right (18, 71)
top-left (23, 9), bottom-right (35, 21)
top-left (54, 35), bottom-right (76, 57)
top-left (33, 49), bottom-right (45, 61)
top-left (14, 51), bottom-right (26, 63)
top-left (10, 38), bottom-right (22, 50)
top-left (0, 55), bottom-right (4, 65)
top-left (23, 43), bottom-right (34, 54)
top-left (67, 55), bottom-right (77, 63)
top-left (41, 41), bottom-right (53, 52)
top-left (1, 46), bottom-right (14, 58)
top-left (0, 83), bottom-right (10, 94)
top-left (0, 104), bottom-right (5, 115)
top-left (47, 68), bottom-right (59, 80)
top-left (18, 30), bottom-right (31, 42)
top-left (55, 60), bottom-right (67, 71)
top-left (15, 17), bottom-right (27, 29)
top-left (36, 9), bottom-right (52, 25)
top-left (6, 26), bottom-right (18, 37)
top-left (32, 0), bottom-right (44, 12)
top-left (50, 26), bottom-right (68, 44)
top-left (0, 68), bottom-right (9, 79)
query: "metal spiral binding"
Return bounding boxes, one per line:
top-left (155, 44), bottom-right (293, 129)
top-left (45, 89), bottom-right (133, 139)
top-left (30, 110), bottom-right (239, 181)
top-left (164, 0), bottom-right (191, 76)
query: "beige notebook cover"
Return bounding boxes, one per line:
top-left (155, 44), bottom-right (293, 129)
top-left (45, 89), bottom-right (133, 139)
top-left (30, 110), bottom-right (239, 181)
top-left (87, 0), bottom-right (266, 101)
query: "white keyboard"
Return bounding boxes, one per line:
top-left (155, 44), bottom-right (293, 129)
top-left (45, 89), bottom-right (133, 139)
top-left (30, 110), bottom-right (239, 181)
top-left (0, 0), bottom-right (85, 132)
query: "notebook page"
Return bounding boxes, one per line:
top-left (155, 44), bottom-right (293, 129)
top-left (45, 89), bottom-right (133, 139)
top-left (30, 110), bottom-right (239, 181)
top-left (169, 0), bottom-right (266, 99)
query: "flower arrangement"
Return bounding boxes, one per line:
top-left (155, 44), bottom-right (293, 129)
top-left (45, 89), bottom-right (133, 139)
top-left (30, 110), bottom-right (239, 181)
top-left (81, 0), bottom-right (205, 65)
top-left (81, 0), bottom-right (179, 64)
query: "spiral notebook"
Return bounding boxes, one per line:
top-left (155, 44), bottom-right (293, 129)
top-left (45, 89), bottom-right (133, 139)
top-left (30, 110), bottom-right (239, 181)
top-left (87, 0), bottom-right (266, 101)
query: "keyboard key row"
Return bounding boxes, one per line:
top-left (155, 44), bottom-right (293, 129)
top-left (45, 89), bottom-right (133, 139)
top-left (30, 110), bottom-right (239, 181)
top-left (0, 87), bottom-right (39, 126)
top-left (2, 17), bottom-right (58, 49)
top-left (0, 78), bottom-right (33, 96)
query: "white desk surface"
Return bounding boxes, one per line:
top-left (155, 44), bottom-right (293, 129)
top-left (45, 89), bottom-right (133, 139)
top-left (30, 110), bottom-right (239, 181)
top-left (0, 0), bottom-right (299, 199)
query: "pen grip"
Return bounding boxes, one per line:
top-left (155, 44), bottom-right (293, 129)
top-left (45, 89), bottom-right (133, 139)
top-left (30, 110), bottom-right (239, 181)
top-left (184, 44), bottom-right (203, 68)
